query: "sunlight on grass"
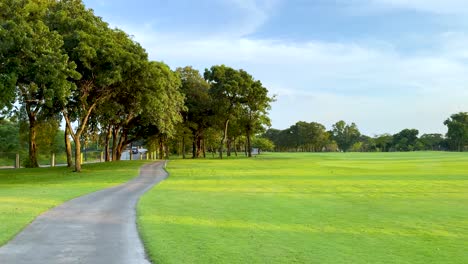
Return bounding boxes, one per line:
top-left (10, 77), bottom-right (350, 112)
top-left (138, 152), bottom-right (468, 264)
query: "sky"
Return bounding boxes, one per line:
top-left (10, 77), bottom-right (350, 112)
top-left (83, 0), bottom-right (468, 136)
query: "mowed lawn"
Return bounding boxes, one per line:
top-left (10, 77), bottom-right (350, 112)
top-left (138, 152), bottom-right (468, 264)
top-left (0, 161), bottom-right (150, 246)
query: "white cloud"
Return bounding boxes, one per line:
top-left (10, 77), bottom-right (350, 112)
top-left (225, 0), bottom-right (281, 36)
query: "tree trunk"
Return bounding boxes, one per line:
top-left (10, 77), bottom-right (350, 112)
top-left (74, 134), bottom-right (82, 172)
top-left (104, 125), bottom-right (112, 162)
top-left (182, 136), bottom-right (186, 159)
top-left (115, 130), bottom-right (128, 161)
top-left (233, 138), bottom-right (238, 157)
top-left (28, 116), bottom-right (39, 168)
top-left (202, 139), bottom-right (206, 158)
top-left (165, 143), bottom-right (170, 160)
top-left (226, 138), bottom-right (232, 157)
top-left (65, 125), bottom-right (73, 167)
top-left (219, 119), bottom-right (229, 159)
top-left (112, 126), bottom-right (119, 161)
top-left (196, 136), bottom-right (202, 158)
top-left (192, 139), bottom-right (197, 159)
top-left (62, 100), bottom-right (98, 172)
top-left (246, 129), bottom-right (252, 157)
top-left (159, 140), bottom-right (164, 159)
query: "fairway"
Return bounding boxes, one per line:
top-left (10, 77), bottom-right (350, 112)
top-left (138, 152), bottom-right (468, 264)
top-left (0, 161), bottom-right (150, 246)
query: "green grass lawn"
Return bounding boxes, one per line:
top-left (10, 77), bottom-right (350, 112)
top-left (138, 152), bottom-right (468, 264)
top-left (0, 160), bottom-right (150, 246)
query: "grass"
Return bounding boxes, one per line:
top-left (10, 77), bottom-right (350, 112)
top-left (0, 160), bottom-right (151, 246)
top-left (138, 152), bottom-right (468, 264)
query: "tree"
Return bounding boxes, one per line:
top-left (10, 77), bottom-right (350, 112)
top-left (0, 0), bottom-right (79, 167)
top-left (374, 134), bottom-right (393, 152)
top-left (48, 0), bottom-right (140, 171)
top-left (392, 129), bottom-right (419, 151)
top-left (176, 66), bottom-right (211, 159)
top-left (444, 112), bottom-right (468, 151)
top-left (238, 70), bottom-right (273, 157)
top-left (0, 118), bottom-right (20, 153)
top-left (204, 65), bottom-right (244, 159)
top-left (251, 137), bottom-right (274, 153)
top-left (331, 120), bottom-right (361, 152)
top-left (419, 133), bottom-right (445, 151)
top-left (110, 61), bottom-right (185, 161)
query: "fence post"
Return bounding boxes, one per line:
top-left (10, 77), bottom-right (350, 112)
top-left (51, 153), bottom-right (55, 167)
top-left (100, 152), bottom-right (103, 162)
top-left (146, 152), bottom-right (149, 160)
top-left (80, 153), bottom-right (83, 164)
top-left (15, 153), bottom-right (20, 169)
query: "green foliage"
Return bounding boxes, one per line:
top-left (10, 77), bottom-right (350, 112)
top-left (264, 122), bottom-right (330, 152)
top-left (141, 61), bottom-right (185, 137)
top-left (251, 137), bottom-right (275, 152)
top-left (0, 0), bottom-right (79, 167)
top-left (374, 134), bottom-right (393, 152)
top-left (419, 133), bottom-right (445, 151)
top-left (0, 119), bottom-right (20, 153)
top-left (392, 128), bottom-right (419, 151)
top-left (204, 65), bottom-right (273, 158)
top-left (444, 112), bottom-right (468, 151)
top-left (331, 120), bottom-right (361, 152)
top-left (138, 152), bottom-right (468, 264)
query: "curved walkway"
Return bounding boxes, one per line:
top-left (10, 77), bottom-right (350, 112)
top-left (0, 161), bottom-right (167, 264)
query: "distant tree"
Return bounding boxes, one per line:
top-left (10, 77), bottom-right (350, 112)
top-left (444, 112), bottom-right (468, 151)
top-left (419, 133), bottom-right (445, 151)
top-left (357, 135), bottom-right (376, 152)
top-left (263, 128), bottom-right (281, 151)
top-left (331, 121), bottom-right (361, 152)
top-left (251, 137), bottom-right (275, 153)
top-left (264, 122), bottom-right (329, 152)
top-left (374, 134), bottom-right (393, 152)
top-left (392, 129), bottom-right (419, 151)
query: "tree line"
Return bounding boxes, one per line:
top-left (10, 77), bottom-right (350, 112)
top-left (263, 112), bottom-right (468, 152)
top-left (0, 0), bottom-right (274, 170)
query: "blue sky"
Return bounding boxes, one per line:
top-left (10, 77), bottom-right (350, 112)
top-left (83, 0), bottom-right (468, 135)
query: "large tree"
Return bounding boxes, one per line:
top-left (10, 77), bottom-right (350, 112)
top-left (176, 66), bottom-right (211, 159)
top-left (444, 112), bottom-right (468, 151)
top-left (109, 61), bottom-right (185, 161)
top-left (48, 0), bottom-right (140, 171)
top-left (0, 0), bottom-right (79, 167)
top-left (392, 128), bottom-right (419, 151)
top-left (204, 65), bottom-right (244, 159)
top-left (237, 70), bottom-right (273, 157)
top-left (331, 120), bottom-right (361, 152)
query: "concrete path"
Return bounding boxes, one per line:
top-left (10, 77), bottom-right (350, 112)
top-left (0, 161), bottom-right (167, 264)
